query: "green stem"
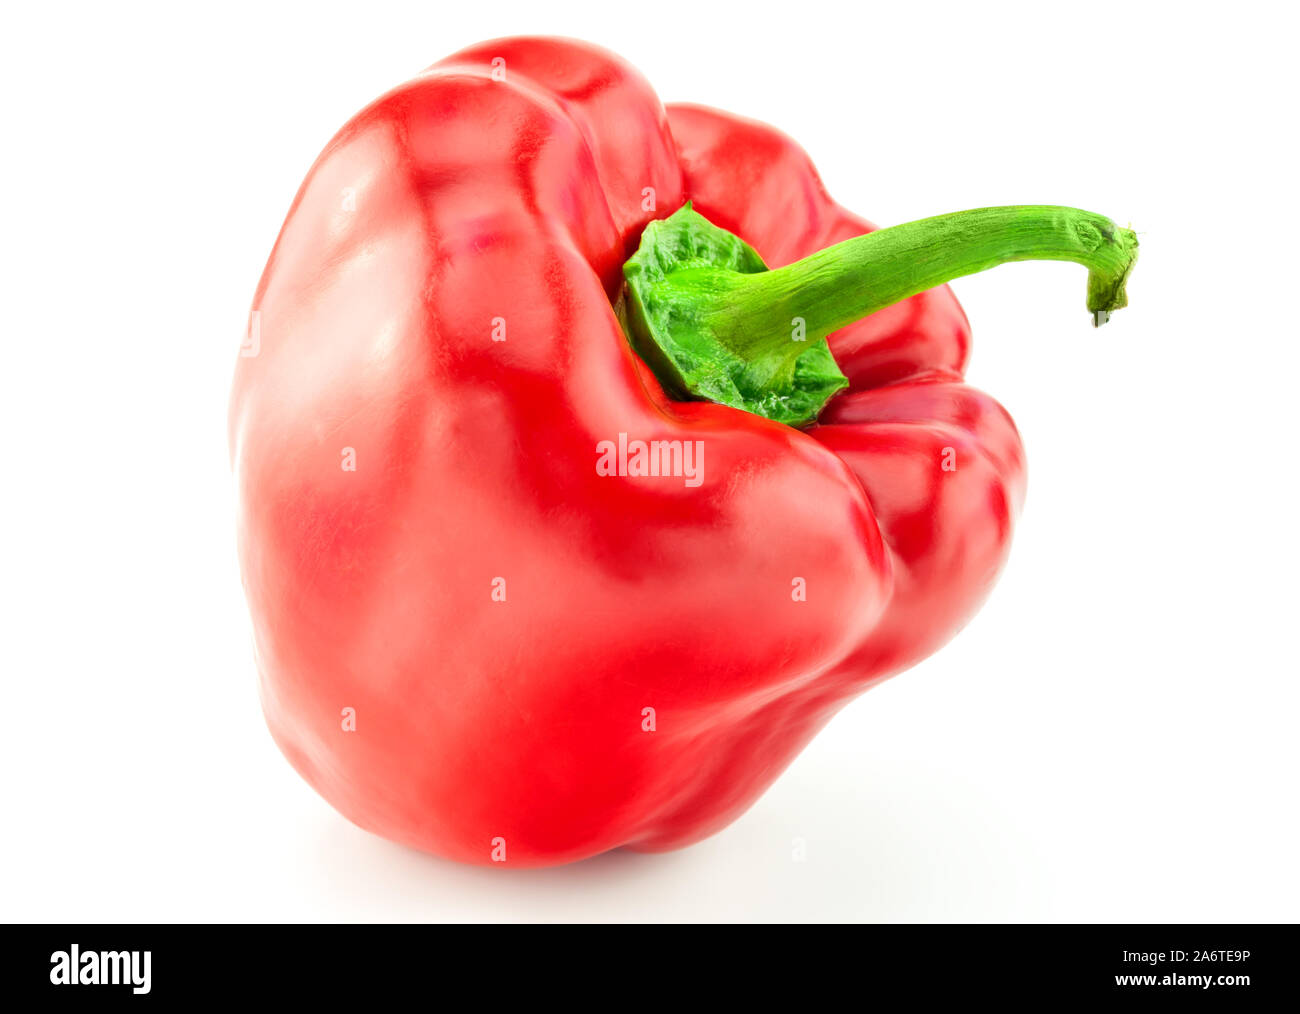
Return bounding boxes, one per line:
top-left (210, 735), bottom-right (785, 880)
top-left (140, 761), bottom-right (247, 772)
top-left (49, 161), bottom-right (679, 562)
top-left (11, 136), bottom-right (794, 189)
top-left (707, 206), bottom-right (1138, 356)
top-left (619, 203), bottom-right (1138, 427)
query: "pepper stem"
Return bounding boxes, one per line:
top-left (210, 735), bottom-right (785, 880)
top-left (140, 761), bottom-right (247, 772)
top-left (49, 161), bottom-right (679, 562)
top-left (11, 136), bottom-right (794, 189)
top-left (709, 206), bottom-right (1138, 356)
top-left (619, 204), bottom-right (1137, 427)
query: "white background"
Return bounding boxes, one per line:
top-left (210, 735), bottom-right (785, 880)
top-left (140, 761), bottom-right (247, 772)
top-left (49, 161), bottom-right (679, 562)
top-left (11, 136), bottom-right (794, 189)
top-left (3, 0), bottom-right (1296, 922)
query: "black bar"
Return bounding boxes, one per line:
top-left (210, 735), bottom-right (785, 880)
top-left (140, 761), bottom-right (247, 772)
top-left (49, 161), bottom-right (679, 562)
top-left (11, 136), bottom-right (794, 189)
top-left (1, 924), bottom-right (1294, 1002)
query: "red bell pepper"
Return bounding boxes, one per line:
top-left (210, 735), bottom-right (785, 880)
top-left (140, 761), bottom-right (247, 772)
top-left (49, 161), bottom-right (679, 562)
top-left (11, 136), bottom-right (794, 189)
top-left (230, 37), bottom-right (1136, 866)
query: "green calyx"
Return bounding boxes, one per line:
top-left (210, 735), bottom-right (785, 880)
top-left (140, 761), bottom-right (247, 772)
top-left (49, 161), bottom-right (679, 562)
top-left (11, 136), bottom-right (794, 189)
top-left (618, 203), bottom-right (1138, 428)
top-left (619, 204), bottom-right (850, 427)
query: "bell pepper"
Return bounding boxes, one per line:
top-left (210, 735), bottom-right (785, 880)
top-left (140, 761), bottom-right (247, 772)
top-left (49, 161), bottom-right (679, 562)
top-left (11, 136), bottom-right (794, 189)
top-left (230, 36), bottom-right (1137, 867)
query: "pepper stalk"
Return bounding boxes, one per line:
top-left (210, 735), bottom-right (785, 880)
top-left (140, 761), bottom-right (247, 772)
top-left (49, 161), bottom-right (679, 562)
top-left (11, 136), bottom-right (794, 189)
top-left (618, 204), bottom-right (1138, 427)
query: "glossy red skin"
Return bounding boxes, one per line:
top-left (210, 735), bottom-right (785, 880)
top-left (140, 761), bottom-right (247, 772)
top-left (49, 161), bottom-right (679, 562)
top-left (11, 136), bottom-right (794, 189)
top-left (231, 38), bottom-right (1026, 866)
